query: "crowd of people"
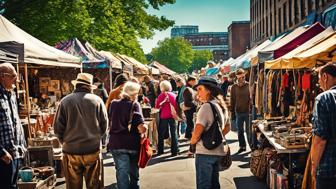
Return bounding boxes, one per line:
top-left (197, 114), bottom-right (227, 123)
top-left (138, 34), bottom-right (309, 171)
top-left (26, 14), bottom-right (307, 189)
top-left (1, 61), bottom-right (336, 189)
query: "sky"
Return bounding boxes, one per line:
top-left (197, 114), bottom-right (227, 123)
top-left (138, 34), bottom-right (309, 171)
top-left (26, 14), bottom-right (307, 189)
top-left (139, 0), bottom-right (250, 53)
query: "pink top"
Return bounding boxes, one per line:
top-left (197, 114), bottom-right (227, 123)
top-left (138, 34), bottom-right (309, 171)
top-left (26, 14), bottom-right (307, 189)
top-left (155, 92), bottom-right (178, 119)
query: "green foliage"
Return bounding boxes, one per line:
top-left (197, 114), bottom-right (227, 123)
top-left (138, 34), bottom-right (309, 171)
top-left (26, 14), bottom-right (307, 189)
top-left (189, 50), bottom-right (213, 72)
top-left (2, 0), bottom-right (175, 64)
top-left (151, 37), bottom-right (194, 73)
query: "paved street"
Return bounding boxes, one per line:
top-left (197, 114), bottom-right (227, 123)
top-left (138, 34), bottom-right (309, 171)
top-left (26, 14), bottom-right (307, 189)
top-left (55, 130), bottom-right (267, 189)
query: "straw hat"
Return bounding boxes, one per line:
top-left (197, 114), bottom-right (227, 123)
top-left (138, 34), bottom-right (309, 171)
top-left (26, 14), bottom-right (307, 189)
top-left (71, 73), bottom-right (97, 89)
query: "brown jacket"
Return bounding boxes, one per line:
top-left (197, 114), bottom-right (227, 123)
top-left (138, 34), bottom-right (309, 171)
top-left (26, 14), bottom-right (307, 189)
top-left (230, 82), bottom-right (250, 113)
top-left (105, 86), bottom-right (122, 110)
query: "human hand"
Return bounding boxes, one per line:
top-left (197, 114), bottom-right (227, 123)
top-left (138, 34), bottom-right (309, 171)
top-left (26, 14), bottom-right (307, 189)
top-left (1, 151), bottom-right (13, 164)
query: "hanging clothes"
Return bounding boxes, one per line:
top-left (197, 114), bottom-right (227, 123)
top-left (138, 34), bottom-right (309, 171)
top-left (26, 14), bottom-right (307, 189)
top-left (302, 72), bottom-right (311, 91)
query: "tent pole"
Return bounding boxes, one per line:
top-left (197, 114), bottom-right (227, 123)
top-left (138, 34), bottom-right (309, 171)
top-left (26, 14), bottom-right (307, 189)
top-left (24, 63), bottom-right (32, 139)
top-left (109, 65), bottom-right (113, 91)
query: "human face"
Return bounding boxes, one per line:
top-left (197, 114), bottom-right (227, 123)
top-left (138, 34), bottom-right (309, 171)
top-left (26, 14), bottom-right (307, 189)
top-left (188, 79), bottom-right (197, 87)
top-left (196, 85), bottom-right (211, 103)
top-left (1, 69), bottom-right (17, 90)
top-left (237, 74), bottom-right (245, 85)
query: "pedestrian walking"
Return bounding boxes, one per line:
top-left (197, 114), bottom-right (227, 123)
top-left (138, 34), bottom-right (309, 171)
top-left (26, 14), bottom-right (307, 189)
top-left (190, 76), bottom-right (230, 189)
top-left (155, 80), bottom-right (180, 156)
top-left (0, 63), bottom-right (27, 189)
top-left (53, 73), bottom-right (108, 189)
top-left (106, 73), bottom-right (128, 110)
top-left (107, 81), bottom-right (147, 189)
top-left (230, 69), bottom-right (252, 153)
top-left (143, 75), bottom-right (157, 108)
top-left (183, 76), bottom-right (197, 139)
top-left (93, 77), bottom-right (108, 103)
top-left (311, 62), bottom-right (336, 189)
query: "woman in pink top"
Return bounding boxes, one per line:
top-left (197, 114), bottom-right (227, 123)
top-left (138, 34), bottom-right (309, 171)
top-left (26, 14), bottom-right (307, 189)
top-left (155, 80), bottom-right (179, 156)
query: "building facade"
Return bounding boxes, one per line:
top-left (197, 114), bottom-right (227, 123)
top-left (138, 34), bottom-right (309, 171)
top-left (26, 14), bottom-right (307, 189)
top-left (228, 21), bottom-right (251, 58)
top-left (183, 32), bottom-right (229, 62)
top-left (250, 0), bottom-right (336, 47)
top-left (170, 25), bottom-right (199, 38)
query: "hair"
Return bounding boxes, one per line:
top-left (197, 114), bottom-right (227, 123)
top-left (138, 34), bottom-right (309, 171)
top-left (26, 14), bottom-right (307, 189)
top-left (143, 75), bottom-right (151, 82)
top-left (129, 76), bottom-right (139, 83)
top-left (175, 76), bottom-right (185, 85)
top-left (121, 81), bottom-right (141, 99)
top-left (320, 62), bottom-right (336, 77)
top-left (162, 75), bottom-right (169, 80)
top-left (114, 73), bottom-right (128, 89)
top-left (159, 80), bottom-right (172, 92)
top-left (0, 63), bottom-right (14, 75)
top-left (202, 84), bottom-right (229, 123)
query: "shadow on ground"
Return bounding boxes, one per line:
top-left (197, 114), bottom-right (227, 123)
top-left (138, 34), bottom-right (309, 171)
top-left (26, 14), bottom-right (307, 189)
top-left (104, 183), bottom-right (117, 189)
top-left (233, 176), bottom-right (267, 189)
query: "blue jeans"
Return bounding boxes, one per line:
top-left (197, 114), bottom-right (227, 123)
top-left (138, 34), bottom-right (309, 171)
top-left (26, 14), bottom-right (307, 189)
top-left (0, 158), bottom-right (19, 189)
top-left (195, 154), bottom-right (221, 189)
top-left (236, 112), bottom-right (250, 148)
top-left (111, 149), bottom-right (140, 189)
top-left (158, 118), bottom-right (179, 155)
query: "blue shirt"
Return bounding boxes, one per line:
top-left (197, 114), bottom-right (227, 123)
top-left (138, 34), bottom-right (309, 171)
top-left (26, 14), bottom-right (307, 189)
top-left (312, 85), bottom-right (336, 178)
top-left (0, 85), bottom-right (26, 159)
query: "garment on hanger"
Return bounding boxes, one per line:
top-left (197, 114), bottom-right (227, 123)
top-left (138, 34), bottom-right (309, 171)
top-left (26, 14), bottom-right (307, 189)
top-left (302, 72), bottom-right (311, 91)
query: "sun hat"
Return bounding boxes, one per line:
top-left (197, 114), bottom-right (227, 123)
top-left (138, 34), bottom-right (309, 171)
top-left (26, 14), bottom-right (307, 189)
top-left (193, 76), bottom-right (223, 95)
top-left (71, 73), bottom-right (97, 89)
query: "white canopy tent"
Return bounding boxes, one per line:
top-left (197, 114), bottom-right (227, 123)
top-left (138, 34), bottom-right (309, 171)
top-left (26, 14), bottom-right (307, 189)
top-left (0, 15), bottom-right (81, 68)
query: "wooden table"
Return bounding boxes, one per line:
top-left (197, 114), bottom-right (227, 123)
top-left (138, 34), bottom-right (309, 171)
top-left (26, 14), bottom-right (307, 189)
top-left (257, 123), bottom-right (307, 189)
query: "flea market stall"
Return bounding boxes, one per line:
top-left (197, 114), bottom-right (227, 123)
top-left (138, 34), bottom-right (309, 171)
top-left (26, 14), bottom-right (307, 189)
top-left (0, 15), bottom-right (83, 188)
top-left (249, 24), bottom-right (335, 189)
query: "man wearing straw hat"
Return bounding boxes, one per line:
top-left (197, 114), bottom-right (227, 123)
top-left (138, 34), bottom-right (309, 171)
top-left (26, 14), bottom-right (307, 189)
top-left (54, 73), bottom-right (108, 189)
top-left (230, 68), bottom-right (251, 153)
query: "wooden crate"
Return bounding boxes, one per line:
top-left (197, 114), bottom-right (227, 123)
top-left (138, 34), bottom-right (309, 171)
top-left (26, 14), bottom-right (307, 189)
top-left (18, 174), bottom-right (56, 189)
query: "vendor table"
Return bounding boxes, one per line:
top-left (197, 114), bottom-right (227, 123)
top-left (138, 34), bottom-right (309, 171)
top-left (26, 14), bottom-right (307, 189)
top-left (17, 174), bottom-right (56, 189)
top-left (257, 123), bottom-right (307, 189)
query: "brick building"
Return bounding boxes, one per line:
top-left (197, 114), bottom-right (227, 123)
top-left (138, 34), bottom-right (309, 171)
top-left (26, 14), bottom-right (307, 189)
top-left (183, 32), bottom-right (229, 62)
top-left (250, 0), bottom-right (336, 47)
top-left (228, 21), bottom-right (251, 58)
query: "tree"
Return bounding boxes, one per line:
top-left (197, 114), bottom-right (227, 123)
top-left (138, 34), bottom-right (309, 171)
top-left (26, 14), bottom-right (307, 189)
top-left (189, 50), bottom-right (213, 72)
top-left (1, 0), bottom-right (175, 63)
top-left (151, 37), bottom-right (194, 73)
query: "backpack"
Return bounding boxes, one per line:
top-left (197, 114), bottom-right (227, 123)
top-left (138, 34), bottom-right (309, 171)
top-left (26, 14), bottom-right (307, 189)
top-left (201, 102), bottom-right (224, 150)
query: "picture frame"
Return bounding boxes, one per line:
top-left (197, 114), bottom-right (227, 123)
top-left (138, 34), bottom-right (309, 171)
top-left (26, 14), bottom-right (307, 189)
top-left (48, 80), bottom-right (60, 92)
top-left (54, 90), bottom-right (62, 100)
top-left (39, 77), bottom-right (50, 87)
top-left (27, 146), bottom-right (54, 167)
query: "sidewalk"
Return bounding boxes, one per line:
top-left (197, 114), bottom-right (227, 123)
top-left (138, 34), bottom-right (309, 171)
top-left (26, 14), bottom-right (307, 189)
top-left (56, 131), bottom-right (267, 189)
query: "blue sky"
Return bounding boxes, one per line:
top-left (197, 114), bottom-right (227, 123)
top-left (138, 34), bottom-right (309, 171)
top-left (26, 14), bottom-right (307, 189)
top-left (140, 0), bottom-right (250, 53)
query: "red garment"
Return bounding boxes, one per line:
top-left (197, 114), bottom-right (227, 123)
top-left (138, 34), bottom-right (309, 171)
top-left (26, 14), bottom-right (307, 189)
top-left (302, 72), bottom-right (311, 90)
top-left (281, 72), bottom-right (289, 88)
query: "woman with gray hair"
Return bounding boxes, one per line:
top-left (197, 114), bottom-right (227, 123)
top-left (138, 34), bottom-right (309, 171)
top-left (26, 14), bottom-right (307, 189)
top-left (155, 80), bottom-right (180, 156)
top-left (107, 81), bottom-right (147, 189)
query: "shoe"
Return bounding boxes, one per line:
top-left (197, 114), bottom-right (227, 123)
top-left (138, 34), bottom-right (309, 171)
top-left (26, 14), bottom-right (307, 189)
top-left (237, 147), bottom-right (246, 153)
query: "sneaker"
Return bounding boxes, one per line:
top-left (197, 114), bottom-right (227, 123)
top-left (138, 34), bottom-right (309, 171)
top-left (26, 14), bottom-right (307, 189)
top-left (237, 147), bottom-right (246, 154)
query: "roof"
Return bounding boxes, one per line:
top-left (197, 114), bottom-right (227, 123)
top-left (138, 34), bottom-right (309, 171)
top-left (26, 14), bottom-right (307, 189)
top-left (291, 33), bottom-right (336, 67)
top-left (258, 22), bottom-right (325, 62)
top-left (0, 15), bottom-right (81, 68)
top-left (149, 61), bottom-right (176, 75)
top-left (0, 49), bottom-right (18, 64)
top-left (265, 27), bottom-right (335, 69)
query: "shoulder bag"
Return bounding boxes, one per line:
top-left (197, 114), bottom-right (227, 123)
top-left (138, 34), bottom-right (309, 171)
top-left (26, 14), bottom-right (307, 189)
top-left (201, 102), bottom-right (224, 150)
